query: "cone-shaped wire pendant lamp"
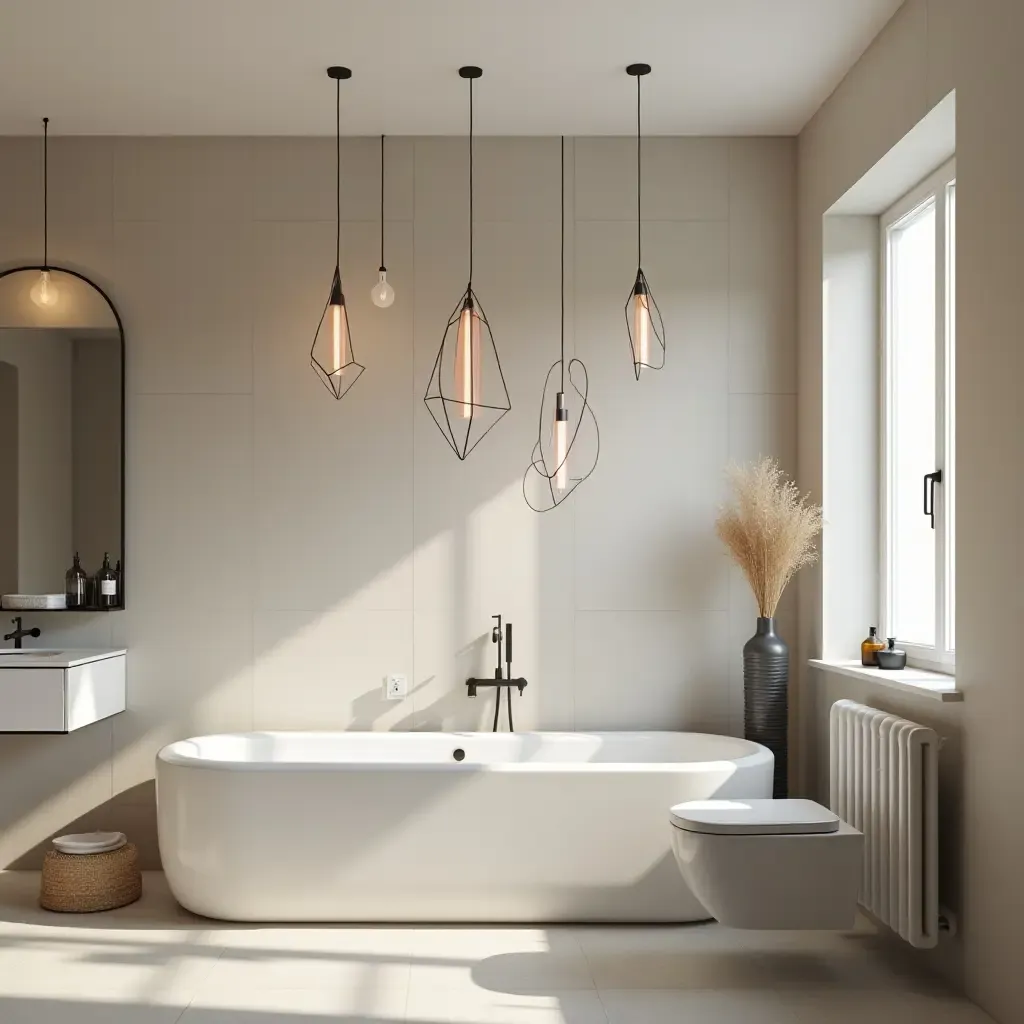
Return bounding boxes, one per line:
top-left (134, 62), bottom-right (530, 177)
top-left (523, 138), bottom-right (600, 512)
top-left (423, 66), bottom-right (511, 460)
top-left (310, 66), bottom-right (365, 400)
top-left (29, 117), bottom-right (59, 309)
top-left (624, 64), bottom-right (665, 378)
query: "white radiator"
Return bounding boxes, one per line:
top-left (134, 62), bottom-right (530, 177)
top-left (829, 699), bottom-right (940, 948)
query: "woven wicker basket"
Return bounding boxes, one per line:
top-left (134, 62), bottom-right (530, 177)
top-left (40, 842), bottom-right (142, 913)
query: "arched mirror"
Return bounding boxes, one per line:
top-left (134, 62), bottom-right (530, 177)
top-left (0, 266), bottom-right (125, 611)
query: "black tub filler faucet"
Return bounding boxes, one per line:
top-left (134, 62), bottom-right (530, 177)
top-left (466, 614), bottom-right (528, 732)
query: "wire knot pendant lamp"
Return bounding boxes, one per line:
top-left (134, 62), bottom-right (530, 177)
top-left (423, 65), bottom-right (511, 461)
top-left (310, 66), bottom-right (365, 401)
top-left (30, 117), bottom-right (59, 309)
top-left (624, 63), bottom-right (665, 378)
top-left (523, 138), bottom-right (599, 512)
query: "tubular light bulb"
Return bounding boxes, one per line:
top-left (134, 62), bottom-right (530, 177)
top-left (331, 301), bottom-right (349, 374)
top-left (633, 289), bottom-right (652, 370)
top-left (30, 270), bottom-right (58, 308)
top-left (553, 393), bottom-right (569, 491)
top-left (371, 268), bottom-right (395, 308)
top-left (454, 302), bottom-right (481, 418)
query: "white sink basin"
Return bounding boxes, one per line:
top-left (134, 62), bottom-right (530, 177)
top-left (0, 650), bottom-right (63, 657)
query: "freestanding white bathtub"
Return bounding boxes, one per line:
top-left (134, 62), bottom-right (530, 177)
top-left (157, 731), bottom-right (772, 922)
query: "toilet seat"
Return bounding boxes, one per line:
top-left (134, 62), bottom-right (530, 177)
top-left (670, 799), bottom-right (839, 836)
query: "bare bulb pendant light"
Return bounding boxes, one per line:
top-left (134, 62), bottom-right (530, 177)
top-left (624, 64), bottom-right (665, 377)
top-left (370, 134), bottom-right (395, 308)
top-left (523, 138), bottom-right (600, 512)
top-left (310, 66), bottom-right (365, 400)
top-left (423, 66), bottom-right (511, 460)
top-left (29, 117), bottom-right (59, 309)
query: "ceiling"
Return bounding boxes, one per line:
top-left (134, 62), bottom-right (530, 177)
top-left (0, 0), bottom-right (903, 136)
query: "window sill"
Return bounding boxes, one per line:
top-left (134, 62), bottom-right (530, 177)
top-left (808, 659), bottom-right (962, 703)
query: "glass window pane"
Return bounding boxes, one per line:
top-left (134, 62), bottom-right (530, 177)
top-left (946, 182), bottom-right (956, 651)
top-left (890, 201), bottom-right (936, 646)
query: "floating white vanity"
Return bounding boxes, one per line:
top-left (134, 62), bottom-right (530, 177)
top-left (0, 650), bottom-right (126, 733)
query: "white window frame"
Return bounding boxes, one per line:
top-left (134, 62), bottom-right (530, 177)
top-left (880, 158), bottom-right (956, 673)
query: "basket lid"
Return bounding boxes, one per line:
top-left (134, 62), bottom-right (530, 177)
top-left (52, 831), bottom-right (127, 855)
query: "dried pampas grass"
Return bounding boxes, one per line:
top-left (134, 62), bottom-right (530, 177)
top-left (716, 457), bottom-right (822, 619)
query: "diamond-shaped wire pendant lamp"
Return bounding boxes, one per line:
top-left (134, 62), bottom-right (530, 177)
top-left (311, 66), bottom-right (365, 400)
top-left (524, 138), bottom-right (600, 512)
top-left (624, 63), bottom-right (665, 379)
top-left (423, 66), bottom-right (511, 460)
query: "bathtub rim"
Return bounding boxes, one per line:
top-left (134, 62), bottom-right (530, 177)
top-left (156, 730), bottom-right (773, 775)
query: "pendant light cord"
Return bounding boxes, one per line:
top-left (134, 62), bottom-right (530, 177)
top-left (560, 136), bottom-right (565, 393)
top-left (42, 116), bottom-right (49, 269)
top-left (335, 79), bottom-right (341, 271)
top-left (468, 75), bottom-right (474, 288)
top-left (379, 134), bottom-right (385, 270)
top-left (635, 74), bottom-right (642, 268)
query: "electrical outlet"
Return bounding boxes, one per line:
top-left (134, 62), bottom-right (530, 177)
top-left (385, 674), bottom-right (408, 700)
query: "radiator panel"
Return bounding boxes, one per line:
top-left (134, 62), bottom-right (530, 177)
top-left (829, 699), bottom-right (939, 949)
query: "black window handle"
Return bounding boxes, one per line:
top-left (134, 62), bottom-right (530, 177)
top-left (923, 470), bottom-right (942, 529)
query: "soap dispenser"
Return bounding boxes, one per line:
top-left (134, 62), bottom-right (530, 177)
top-left (96, 553), bottom-right (118, 610)
top-left (861, 626), bottom-right (885, 666)
top-left (876, 638), bottom-right (907, 671)
top-left (65, 552), bottom-right (88, 610)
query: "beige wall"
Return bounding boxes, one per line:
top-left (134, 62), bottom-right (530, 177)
top-left (798, 1), bottom-right (1024, 1019)
top-left (0, 133), bottom-right (796, 868)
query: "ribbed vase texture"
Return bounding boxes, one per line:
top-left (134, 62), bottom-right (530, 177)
top-left (743, 616), bottom-right (789, 798)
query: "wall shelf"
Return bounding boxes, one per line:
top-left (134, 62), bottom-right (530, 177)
top-left (2, 607), bottom-right (123, 614)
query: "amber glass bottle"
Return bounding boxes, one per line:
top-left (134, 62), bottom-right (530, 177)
top-left (861, 626), bottom-right (885, 666)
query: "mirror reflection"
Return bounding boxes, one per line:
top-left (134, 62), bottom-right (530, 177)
top-left (0, 269), bottom-right (124, 611)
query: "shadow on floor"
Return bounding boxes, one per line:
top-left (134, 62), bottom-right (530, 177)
top-left (10, 781), bottom-right (160, 870)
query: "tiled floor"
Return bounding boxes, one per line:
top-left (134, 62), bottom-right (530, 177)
top-left (0, 872), bottom-right (992, 1023)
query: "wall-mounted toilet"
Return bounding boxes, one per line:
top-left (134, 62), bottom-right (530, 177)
top-left (670, 799), bottom-right (864, 930)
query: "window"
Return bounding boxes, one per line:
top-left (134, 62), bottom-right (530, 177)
top-left (881, 160), bottom-right (955, 671)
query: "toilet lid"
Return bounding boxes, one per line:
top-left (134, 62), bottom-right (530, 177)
top-left (669, 799), bottom-right (840, 835)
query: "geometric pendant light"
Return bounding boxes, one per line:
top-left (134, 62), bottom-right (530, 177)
top-left (310, 66), bottom-right (365, 400)
top-left (29, 117), bottom-right (59, 308)
top-left (523, 138), bottom-right (600, 512)
top-left (423, 65), bottom-right (511, 460)
top-left (624, 63), bottom-right (665, 378)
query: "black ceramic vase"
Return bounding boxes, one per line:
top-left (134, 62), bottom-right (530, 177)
top-left (743, 616), bottom-right (789, 797)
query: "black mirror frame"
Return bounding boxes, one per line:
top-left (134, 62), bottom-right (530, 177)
top-left (0, 263), bottom-right (126, 611)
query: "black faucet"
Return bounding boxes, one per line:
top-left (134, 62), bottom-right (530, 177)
top-left (4, 617), bottom-right (41, 650)
top-left (466, 614), bottom-right (528, 732)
